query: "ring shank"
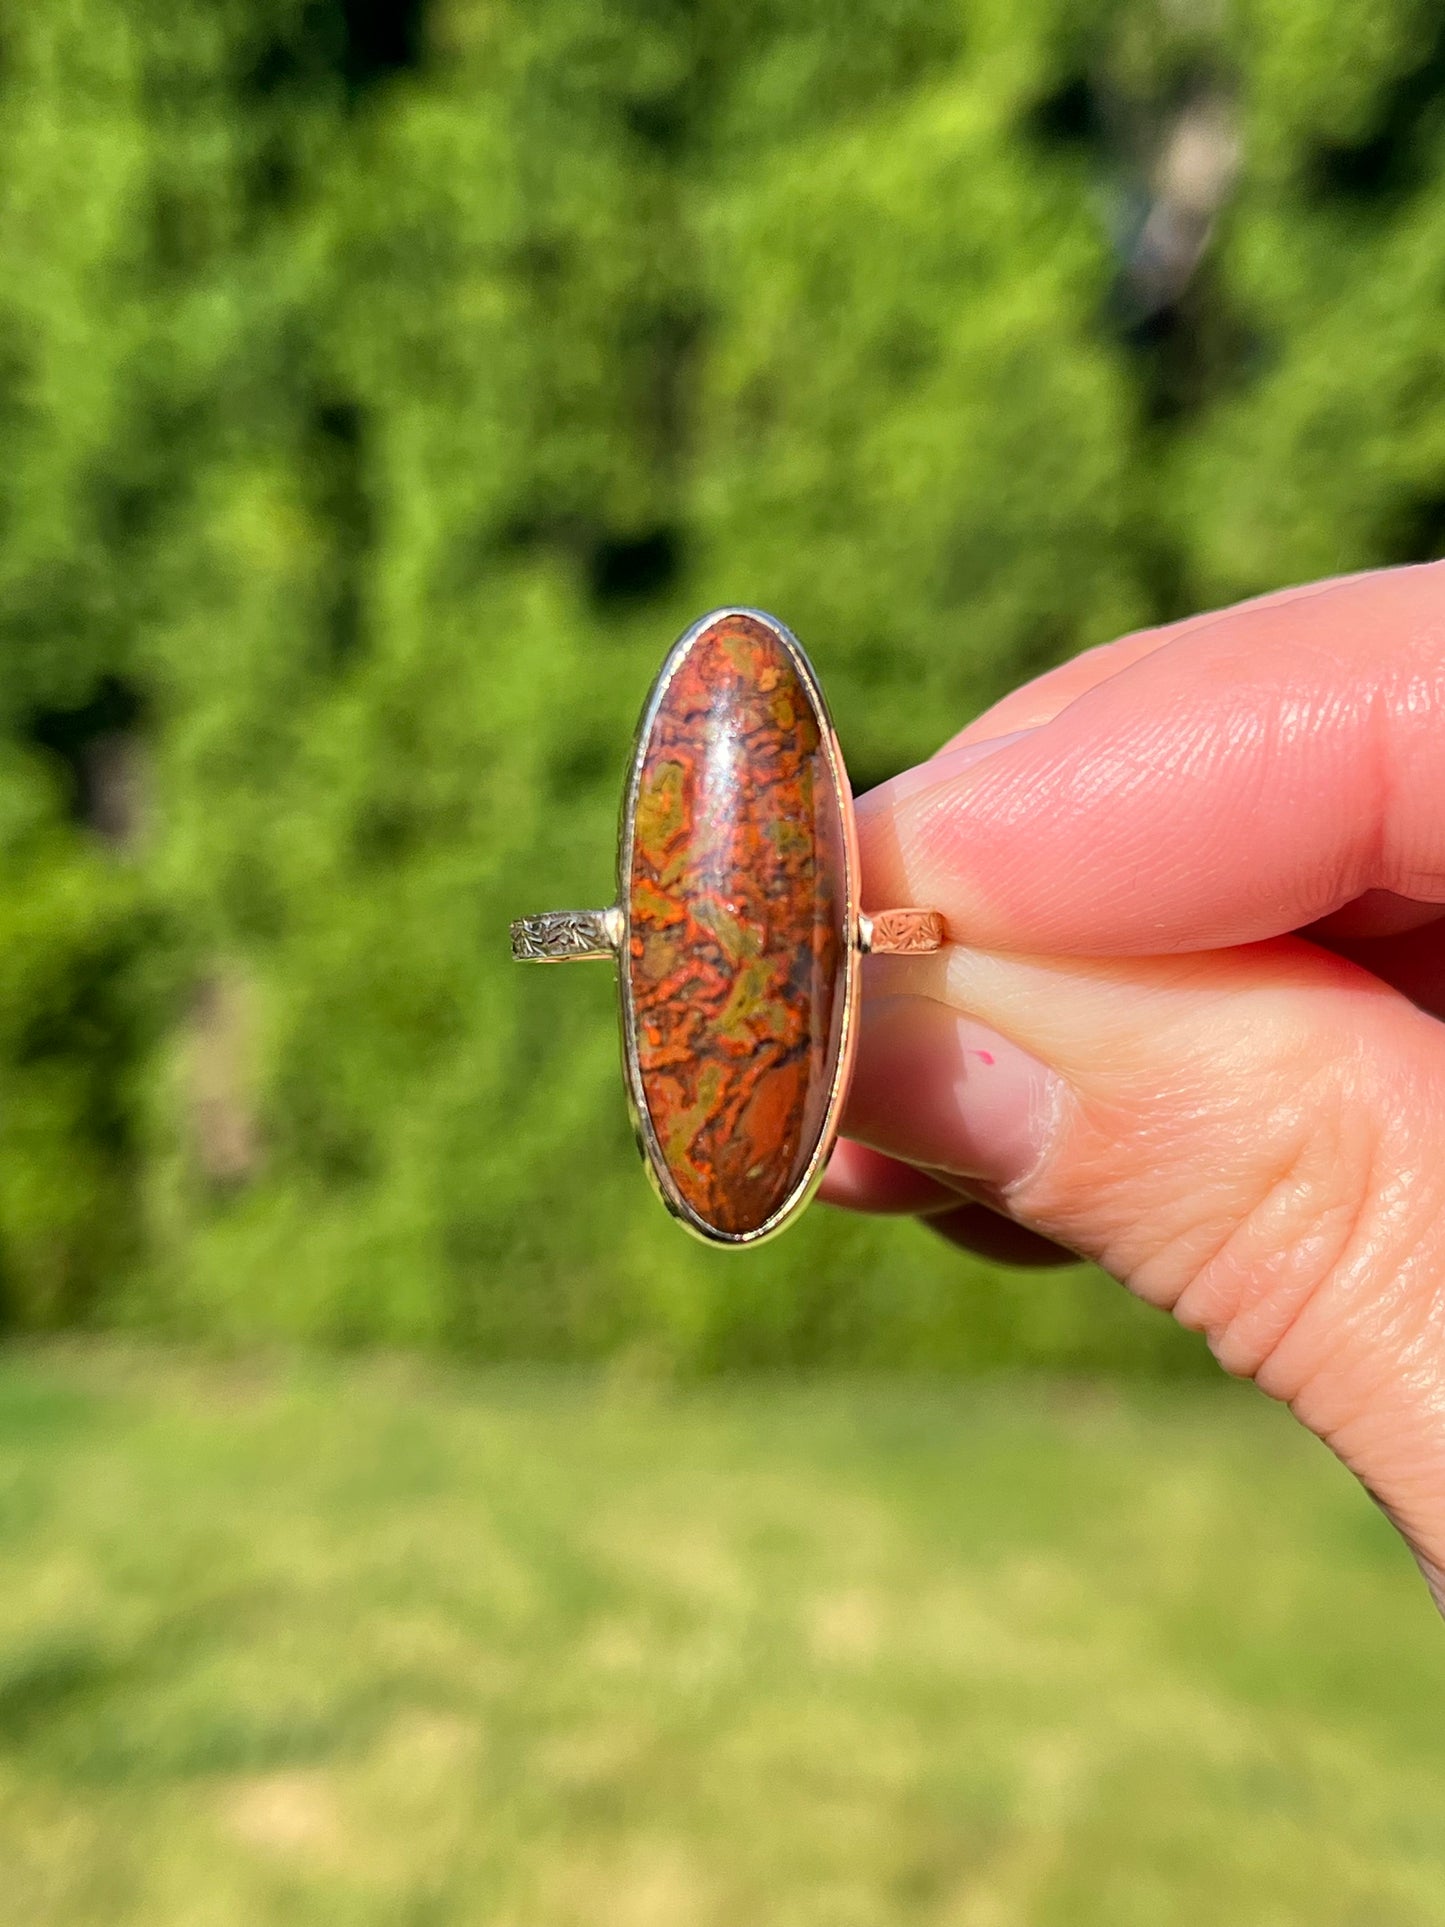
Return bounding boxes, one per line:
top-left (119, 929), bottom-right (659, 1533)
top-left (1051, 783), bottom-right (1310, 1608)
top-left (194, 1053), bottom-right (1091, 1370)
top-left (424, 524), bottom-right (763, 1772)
top-left (511, 907), bottom-right (623, 962)
top-left (512, 904), bottom-right (946, 962)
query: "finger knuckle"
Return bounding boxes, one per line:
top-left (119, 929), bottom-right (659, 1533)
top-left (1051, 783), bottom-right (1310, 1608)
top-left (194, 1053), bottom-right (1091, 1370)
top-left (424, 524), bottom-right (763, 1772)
top-left (1173, 1052), bottom-right (1445, 1396)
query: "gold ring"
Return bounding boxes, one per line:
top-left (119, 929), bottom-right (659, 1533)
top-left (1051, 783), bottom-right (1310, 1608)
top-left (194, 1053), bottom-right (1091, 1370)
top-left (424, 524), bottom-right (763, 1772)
top-left (512, 609), bottom-right (947, 1247)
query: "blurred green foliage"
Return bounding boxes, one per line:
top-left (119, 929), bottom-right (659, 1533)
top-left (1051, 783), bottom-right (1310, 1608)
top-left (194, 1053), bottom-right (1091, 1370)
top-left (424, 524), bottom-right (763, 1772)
top-left (0, 0), bottom-right (1440, 1363)
top-left (0, 1344), bottom-right (1437, 1924)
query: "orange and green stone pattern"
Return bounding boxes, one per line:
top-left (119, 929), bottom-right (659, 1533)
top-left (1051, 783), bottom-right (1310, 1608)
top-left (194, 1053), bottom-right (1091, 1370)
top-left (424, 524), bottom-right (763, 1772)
top-left (627, 613), bottom-right (848, 1237)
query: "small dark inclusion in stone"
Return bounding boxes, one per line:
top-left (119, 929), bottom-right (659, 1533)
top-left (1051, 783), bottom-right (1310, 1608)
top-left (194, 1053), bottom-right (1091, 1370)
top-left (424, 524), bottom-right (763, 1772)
top-left (627, 613), bottom-right (848, 1236)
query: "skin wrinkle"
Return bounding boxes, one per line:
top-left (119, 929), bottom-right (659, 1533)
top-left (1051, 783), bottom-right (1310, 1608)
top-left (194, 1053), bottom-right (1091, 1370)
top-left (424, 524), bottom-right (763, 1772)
top-left (1390, 1278), bottom-right (1445, 1430)
top-left (952, 954), bottom-right (1280, 1265)
top-left (1267, 1112), bottom-right (1445, 1420)
top-left (1288, 1255), bottom-right (1445, 1548)
top-left (1128, 1198), bottom-right (1247, 1322)
top-left (1115, 673), bottom-right (1356, 927)
top-left (1184, 1073), bottom-right (1374, 1385)
top-left (1027, 1058), bottom-right (1319, 1328)
top-left (1071, 981), bottom-right (1428, 1377)
top-left (1096, 1060), bottom-right (1307, 1295)
top-left (1018, 1131), bottom-right (1204, 1301)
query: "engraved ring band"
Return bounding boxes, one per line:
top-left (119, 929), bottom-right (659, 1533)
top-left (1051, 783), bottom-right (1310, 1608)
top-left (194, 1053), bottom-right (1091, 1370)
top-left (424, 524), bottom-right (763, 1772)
top-left (511, 608), bottom-right (947, 1248)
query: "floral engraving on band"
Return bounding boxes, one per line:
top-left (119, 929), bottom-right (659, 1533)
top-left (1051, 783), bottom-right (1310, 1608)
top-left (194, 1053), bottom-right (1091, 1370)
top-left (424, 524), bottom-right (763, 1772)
top-left (511, 910), bottom-right (618, 962)
top-left (865, 909), bottom-right (946, 954)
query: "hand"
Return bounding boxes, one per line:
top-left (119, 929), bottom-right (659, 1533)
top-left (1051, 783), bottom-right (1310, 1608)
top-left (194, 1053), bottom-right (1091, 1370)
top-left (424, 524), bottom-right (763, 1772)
top-left (822, 564), bottom-right (1445, 1610)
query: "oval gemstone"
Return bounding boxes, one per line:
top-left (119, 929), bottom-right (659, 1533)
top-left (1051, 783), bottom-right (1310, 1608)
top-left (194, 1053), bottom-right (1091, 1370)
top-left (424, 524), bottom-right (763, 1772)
top-left (625, 612), bottom-right (849, 1238)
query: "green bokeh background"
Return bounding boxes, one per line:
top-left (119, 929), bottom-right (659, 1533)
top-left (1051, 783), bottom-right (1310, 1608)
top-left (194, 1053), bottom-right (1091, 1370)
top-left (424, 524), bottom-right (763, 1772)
top-left (1, 0), bottom-right (1442, 1367)
top-left (1, 14), bottom-right (1442, 1921)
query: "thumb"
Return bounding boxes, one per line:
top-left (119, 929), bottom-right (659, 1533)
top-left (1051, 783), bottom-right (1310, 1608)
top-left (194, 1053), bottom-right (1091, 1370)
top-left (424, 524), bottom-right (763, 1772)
top-left (843, 941), bottom-right (1445, 1596)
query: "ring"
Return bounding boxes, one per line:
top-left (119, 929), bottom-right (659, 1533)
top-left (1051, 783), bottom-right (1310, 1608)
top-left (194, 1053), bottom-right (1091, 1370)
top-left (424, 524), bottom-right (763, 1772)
top-left (512, 609), bottom-right (947, 1247)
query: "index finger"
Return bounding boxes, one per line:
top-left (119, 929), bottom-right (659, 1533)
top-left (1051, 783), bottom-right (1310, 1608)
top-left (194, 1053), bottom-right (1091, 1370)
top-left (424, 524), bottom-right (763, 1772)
top-left (928, 571), bottom-right (1378, 753)
top-left (860, 563), bottom-right (1445, 956)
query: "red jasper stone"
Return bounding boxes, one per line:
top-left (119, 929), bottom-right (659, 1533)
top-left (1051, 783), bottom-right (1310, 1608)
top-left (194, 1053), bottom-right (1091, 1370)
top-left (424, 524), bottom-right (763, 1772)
top-left (625, 612), bottom-right (850, 1238)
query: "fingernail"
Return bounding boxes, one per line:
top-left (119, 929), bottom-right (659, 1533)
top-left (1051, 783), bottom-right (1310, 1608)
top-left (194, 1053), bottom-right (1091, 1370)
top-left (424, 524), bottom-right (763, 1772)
top-left (858, 729), bottom-right (1036, 816)
top-left (844, 994), bottom-right (1061, 1192)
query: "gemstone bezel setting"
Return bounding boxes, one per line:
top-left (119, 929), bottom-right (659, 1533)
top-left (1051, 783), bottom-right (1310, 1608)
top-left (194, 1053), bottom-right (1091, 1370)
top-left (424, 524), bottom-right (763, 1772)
top-left (615, 608), bottom-right (862, 1247)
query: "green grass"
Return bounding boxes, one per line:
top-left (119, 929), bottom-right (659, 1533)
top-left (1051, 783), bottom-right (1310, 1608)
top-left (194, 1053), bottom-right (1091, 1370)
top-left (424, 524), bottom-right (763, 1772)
top-left (0, 1344), bottom-right (1437, 1924)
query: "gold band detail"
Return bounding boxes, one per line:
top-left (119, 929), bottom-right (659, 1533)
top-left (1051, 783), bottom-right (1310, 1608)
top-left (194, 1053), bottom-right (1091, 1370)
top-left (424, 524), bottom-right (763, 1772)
top-left (857, 909), bottom-right (947, 956)
top-left (511, 907), bottom-right (623, 962)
